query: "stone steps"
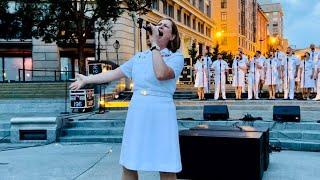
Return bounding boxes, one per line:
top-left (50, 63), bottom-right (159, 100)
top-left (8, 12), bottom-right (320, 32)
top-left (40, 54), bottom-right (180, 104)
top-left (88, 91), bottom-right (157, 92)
top-left (59, 135), bottom-right (122, 143)
top-left (270, 139), bottom-right (320, 151)
top-left (58, 119), bottom-right (320, 151)
top-left (0, 82), bottom-right (69, 98)
top-left (0, 122), bottom-right (10, 129)
top-left (62, 127), bottom-right (124, 136)
top-left (0, 129), bottom-right (10, 136)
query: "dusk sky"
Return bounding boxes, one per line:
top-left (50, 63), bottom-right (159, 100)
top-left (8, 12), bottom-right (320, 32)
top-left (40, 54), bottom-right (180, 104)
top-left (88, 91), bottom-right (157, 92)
top-left (272, 0), bottom-right (320, 49)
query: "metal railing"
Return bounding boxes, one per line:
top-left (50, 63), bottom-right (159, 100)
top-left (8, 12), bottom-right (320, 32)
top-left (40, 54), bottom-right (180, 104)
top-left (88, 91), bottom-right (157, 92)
top-left (17, 69), bottom-right (76, 82)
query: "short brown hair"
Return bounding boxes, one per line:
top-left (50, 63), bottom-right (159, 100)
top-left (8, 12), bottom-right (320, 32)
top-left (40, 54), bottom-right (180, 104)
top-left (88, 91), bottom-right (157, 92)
top-left (162, 18), bottom-right (181, 53)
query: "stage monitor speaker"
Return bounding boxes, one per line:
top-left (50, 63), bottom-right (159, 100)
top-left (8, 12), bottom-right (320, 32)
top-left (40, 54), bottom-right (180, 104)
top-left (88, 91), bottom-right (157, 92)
top-left (203, 105), bottom-right (229, 120)
top-left (190, 125), bottom-right (269, 171)
top-left (178, 129), bottom-right (264, 180)
top-left (273, 106), bottom-right (300, 122)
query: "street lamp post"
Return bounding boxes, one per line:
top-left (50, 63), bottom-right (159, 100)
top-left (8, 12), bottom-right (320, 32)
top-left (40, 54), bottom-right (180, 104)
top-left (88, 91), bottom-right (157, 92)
top-left (113, 40), bottom-right (120, 66)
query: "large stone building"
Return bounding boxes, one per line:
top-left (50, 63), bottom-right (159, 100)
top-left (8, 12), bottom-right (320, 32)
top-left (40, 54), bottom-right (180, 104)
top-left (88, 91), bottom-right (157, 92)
top-left (212, 0), bottom-right (269, 57)
top-left (0, 0), bottom-right (215, 82)
top-left (260, 2), bottom-right (288, 50)
top-left (106, 0), bottom-right (215, 65)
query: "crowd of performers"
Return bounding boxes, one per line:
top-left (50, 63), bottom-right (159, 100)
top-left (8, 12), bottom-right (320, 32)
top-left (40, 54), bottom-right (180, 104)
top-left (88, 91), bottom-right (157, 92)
top-left (194, 44), bottom-right (320, 100)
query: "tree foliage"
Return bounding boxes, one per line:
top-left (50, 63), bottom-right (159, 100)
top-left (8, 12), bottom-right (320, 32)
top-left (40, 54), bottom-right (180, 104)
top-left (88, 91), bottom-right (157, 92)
top-left (0, 0), bottom-right (151, 73)
top-left (188, 43), bottom-right (198, 65)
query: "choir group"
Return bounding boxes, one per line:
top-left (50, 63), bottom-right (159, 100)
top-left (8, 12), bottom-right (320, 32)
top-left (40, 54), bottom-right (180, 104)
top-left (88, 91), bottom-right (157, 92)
top-left (194, 44), bottom-right (320, 100)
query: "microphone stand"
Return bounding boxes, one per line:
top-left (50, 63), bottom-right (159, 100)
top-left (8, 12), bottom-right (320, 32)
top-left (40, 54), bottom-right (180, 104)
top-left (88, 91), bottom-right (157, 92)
top-left (137, 18), bottom-right (143, 52)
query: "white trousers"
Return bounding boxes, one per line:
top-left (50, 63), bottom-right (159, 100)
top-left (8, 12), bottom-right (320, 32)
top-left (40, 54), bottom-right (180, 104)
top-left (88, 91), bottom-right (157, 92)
top-left (214, 75), bottom-right (226, 100)
top-left (283, 77), bottom-right (295, 99)
top-left (315, 74), bottom-right (320, 99)
top-left (248, 73), bottom-right (260, 99)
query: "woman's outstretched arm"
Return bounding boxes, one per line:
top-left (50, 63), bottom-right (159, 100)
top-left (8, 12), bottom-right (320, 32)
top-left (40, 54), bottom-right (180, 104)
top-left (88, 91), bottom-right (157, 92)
top-left (69, 67), bottom-right (125, 90)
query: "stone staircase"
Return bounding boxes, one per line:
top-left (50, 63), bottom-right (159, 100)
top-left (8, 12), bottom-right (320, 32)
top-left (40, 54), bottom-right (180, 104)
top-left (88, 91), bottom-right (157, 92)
top-left (0, 82), bottom-right (69, 99)
top-left (59, 120), bottom-right (124, 143)
top-left (59, 118), bottom-right (320, 152)
top-left (0, 121), bottom-right (10, 143)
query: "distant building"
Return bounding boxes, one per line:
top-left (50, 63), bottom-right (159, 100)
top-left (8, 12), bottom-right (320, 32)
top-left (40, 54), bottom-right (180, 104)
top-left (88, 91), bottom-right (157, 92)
top-left (260, 2), bottom-right (288, 51)
top-left (212, 0), bottom-right (269, 57)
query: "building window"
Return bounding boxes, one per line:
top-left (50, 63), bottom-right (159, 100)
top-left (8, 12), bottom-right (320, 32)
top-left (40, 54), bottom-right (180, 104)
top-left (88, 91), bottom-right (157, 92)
top-left (151, 0), bottom-right (159, 11)
top-left (184, 14), bottom-right (191, 27)
top-left (206, 4), bottom-right (210, 17)
top-left (201, 24), bottom-right (204, 34)
top-left (198, 22), bottom-right (201, 32)
top-left (168, 4), bottom-right (174, 18)
top-left (199, 0), bottom-right (204, 12)
top-left (193, 19), bottom-right (196, 30)
top-left (163, 1), bottom-right (168, 15)
top-left (221, 12), bottom-right (227, 21)
top-left (206, 27), bottom-right (211, 37)
top-left (221, 24), bottom-right (227, 32)
top-left (222, 37), bottom-right (227, 45)
top-left (221, 0), bottom-right (227, 9)
top-left (177, 9), bottom-right (181, 22)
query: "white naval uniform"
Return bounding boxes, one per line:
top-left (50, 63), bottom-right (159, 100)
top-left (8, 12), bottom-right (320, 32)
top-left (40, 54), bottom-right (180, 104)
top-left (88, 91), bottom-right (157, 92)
top-left (265, 58), bottom-right (279, 86)
top-left (300, 59), bottom-right (315, 88)
top-left (211, 60), bottom-right (229, 100)
top-left (232, 58), bottom-right (247, 87)
top-left (275, 51), bottom-right (286, 92)
top-left (282, 55), bottom-right (300, 99)
top-left (119, 48), bottom-right (184, 172)
top-left (247, 57), bottom-right (264, 99)
top-left (259, 56), bottom-right (266, 81)
top-left (315, 60), bottom-right (320, 99)
top-left (194, 60), bottom-right (208, 88)
top-left (310, 50), bottom-right (320, 93)
top-left (203, 56), bottom-right (213, 93)
top-left (239, 54), bottom-right (248, 92)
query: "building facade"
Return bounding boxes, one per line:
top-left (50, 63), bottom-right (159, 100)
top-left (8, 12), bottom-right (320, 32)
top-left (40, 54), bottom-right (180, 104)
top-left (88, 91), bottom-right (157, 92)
top-left (0, 0), bottom-right (215, 83)
top-left (260, 3), bottom-right (288, 51)
top-left (212, 0), bottom-right (268, 57)
top-left (257, 4), bottom-right (269, 55)
top-left (106, 0), bottom-right (215, 64)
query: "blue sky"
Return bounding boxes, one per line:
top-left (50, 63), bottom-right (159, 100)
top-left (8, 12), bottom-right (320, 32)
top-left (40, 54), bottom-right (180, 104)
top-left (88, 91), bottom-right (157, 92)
top-left (272, 0), bottom-right (320, 49)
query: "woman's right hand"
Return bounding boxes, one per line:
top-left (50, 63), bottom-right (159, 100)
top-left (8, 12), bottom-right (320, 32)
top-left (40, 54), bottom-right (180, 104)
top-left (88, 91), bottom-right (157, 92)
top-left (69, 73), bottom-right (88, 90)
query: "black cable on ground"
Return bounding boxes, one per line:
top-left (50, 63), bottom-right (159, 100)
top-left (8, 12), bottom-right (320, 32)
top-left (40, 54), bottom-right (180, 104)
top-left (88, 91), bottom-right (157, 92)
top-left (72, 147), bottom-right (112, 180)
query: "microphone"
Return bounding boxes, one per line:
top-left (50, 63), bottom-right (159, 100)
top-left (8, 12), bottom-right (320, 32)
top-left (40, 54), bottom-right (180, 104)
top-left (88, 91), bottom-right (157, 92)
top-left (143, 25), bottom-right (163, 36)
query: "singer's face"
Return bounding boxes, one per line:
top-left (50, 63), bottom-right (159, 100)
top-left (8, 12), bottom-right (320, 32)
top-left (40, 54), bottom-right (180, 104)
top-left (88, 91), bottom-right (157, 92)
top-left (156, 19), bottom-right (174, 45)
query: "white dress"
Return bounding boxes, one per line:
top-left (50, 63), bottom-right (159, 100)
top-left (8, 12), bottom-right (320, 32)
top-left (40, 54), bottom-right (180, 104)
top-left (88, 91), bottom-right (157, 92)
top-left (265, 58), bottom-right (279, 85)
top-left (119, 48), bottom-right (184, 172)
top-left (203, 56), bottom-right (212, 93)
top-left (232, 59), bottom-right (246, 87)
top-left (194, 61), bottom-right (208, 88)
top-left (300, 59), bottom-right (315, 88)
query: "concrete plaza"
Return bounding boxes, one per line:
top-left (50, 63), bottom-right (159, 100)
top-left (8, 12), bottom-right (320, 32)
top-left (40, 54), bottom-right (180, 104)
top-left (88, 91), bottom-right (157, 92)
top-left (0, 142), bottom-right (320, 180)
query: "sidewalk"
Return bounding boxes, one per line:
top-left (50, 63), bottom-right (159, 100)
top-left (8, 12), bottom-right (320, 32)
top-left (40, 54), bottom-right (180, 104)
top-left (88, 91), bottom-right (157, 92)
top-left (0, 143), bottom-right (319, 180)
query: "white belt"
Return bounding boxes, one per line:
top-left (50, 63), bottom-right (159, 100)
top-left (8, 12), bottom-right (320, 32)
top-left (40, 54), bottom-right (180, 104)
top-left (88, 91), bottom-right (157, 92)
top-left (134, 89), bottom-right (172, 98)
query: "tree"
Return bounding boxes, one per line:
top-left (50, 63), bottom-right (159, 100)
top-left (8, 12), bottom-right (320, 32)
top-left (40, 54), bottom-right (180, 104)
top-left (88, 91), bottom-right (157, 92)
top-left (0, 0), bottom-right (19, 40)
top-left (188, 43), bottom-right (198, 65)
top-left (220, 50), bottom-right (234, 65)
top-left (31, 0), bottom-right (151, 74)
top-left (0, 0), bottom-right (41, 40)
top-left (211, 44), bottom-right (220, 61)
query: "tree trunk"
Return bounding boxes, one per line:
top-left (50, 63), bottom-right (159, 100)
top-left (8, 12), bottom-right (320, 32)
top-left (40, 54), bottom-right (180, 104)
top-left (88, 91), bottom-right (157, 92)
top-left (78, 44), bottom-right (86, 75)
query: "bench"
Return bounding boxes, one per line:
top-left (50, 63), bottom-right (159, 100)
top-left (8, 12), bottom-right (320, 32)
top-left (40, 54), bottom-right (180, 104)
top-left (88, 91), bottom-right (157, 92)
top-left (10, 117), bottom-right (62, 143)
